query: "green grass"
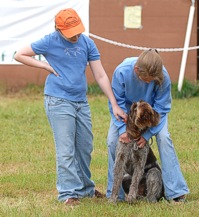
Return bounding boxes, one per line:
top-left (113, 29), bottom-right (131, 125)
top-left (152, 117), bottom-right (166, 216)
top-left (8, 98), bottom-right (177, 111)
top-left (0, 93), bottom-right (199, 217)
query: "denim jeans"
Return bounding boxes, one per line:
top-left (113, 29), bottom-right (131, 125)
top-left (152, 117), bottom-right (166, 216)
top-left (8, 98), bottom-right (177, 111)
top-left (44, 95), bottom-right (95, 201)
top-left (106, 116), bottom-right (189, 200)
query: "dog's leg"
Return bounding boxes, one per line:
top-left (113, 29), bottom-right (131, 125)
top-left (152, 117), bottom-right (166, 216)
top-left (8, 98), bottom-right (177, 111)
top-left (127, 148), bottom-right (148, 204)
top-left (109, 143), bottom-right (130, 203)
top-left (146, 168), bottom-right (164, 202)
top-left (127, 164), bottom-right (144, 203)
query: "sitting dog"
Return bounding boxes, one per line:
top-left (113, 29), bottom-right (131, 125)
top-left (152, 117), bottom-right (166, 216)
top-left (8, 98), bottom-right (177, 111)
top-left (109, 100), bottom-right (164, 204)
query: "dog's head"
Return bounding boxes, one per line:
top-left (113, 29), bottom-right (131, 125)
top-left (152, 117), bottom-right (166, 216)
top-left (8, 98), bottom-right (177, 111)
top-left (126, 100), bottom-right (160, 139)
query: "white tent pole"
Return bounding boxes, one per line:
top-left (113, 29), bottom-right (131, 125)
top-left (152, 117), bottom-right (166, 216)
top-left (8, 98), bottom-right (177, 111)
top-left (178, 0), bottom-right (195, 92)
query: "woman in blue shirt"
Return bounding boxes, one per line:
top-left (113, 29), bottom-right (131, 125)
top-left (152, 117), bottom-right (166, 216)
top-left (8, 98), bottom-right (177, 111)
top-left (107, 49), bottom-right (189, 203)
top-left (14, 8), bottom-right (126, 206)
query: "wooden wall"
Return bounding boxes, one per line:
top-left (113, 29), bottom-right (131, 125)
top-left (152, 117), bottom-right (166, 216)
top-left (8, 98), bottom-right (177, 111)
top-left (0, 0), bottom-right (197, 90)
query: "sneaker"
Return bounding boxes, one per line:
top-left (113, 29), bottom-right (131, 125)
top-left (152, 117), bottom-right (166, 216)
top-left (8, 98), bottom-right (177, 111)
top-left (94, 189), bottom-right (106, 198)
top-left (172, 195), bottom-right (186, 204)
top-left (64, 198), bottom-right (80, 206)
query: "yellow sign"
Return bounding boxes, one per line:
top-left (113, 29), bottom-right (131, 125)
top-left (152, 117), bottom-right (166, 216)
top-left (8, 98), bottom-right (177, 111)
top-left (124, 6), bottom-right (142, 29)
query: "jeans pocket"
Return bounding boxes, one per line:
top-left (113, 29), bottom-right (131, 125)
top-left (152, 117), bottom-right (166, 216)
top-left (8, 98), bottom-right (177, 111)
top-left (47, 96), bottom-right (64, 106)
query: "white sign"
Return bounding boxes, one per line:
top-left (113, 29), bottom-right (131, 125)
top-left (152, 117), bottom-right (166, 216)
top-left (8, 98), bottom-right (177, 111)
top-left (124, 6), bottom-right (142, 29)
top-left (0, 0), bottom-right (89, 64)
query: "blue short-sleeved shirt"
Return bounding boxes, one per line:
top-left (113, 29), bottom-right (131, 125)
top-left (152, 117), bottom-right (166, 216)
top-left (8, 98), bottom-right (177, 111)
top-left (31, 31), bottom-right (100, 101)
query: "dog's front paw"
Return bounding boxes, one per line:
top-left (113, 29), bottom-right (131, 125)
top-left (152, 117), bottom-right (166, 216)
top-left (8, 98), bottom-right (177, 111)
top-left (127, 194), bottom-right (136, 204)
top-left (108, 197), bottom-right (117, 204)
top-left (147, 195), bottom-right (158, 203)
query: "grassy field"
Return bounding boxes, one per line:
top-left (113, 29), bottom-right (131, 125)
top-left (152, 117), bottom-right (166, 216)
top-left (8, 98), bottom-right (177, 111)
top-left (0, 94), bottom-right (199, 217)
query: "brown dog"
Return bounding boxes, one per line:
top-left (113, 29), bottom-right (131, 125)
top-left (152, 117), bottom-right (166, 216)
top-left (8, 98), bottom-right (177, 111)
top-left (109, 100), bottom-right (164, 203)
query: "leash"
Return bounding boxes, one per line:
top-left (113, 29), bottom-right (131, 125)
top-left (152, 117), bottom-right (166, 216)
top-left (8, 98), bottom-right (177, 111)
top-left (148, 137), bottom-right (153, 147)
top-left (130, 137), bottom-right (154, 151)
top-left (133, 141), bottom-right (139, 151)
top-left (127, 140), bottom-right (139, 150)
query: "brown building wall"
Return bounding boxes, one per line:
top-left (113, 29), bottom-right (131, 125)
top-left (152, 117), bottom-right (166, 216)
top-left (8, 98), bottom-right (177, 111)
top-left (87, 0), bottom-right (197, 83)
top-left (0, 0), bottom-right (197, 90)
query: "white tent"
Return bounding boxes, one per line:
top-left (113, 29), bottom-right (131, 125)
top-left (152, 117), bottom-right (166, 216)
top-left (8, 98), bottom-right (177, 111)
top-left (0, 0), bottom-right (89, 64)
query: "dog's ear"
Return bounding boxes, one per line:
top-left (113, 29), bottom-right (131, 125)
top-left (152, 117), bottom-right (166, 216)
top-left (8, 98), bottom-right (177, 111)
top-left (151, 110), bottom-right (160, 126)
top-left (130, 102), bottom-right (137, 112)
top-left (128, 103), bottom-right (137, 121)
top-left (126, 108), bottom-right (141, 139)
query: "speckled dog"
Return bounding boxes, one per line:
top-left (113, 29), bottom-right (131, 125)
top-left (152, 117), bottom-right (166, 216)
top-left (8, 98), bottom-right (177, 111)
top-left (109, 100), bottom-right (164, 204)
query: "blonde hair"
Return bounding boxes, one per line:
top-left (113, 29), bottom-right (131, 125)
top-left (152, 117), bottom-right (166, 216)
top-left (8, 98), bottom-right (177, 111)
top-left (136, 49), bottom-right (164, 85)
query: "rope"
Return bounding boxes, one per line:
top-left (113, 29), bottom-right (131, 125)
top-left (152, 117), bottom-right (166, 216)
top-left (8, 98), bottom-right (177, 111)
top-left (89, 33), bottom-right (199, 52)
top-left (128, 137), bottom-right (153, 151)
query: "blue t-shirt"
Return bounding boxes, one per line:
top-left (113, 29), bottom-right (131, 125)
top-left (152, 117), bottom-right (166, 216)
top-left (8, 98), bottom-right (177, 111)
top-left (109, 57), bottom-right (172, 140)
top-left (31, 31), bottom-right (100, 101)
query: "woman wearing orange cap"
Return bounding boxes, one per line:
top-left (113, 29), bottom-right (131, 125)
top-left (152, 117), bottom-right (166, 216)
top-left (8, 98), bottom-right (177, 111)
top-left (14, 8), bottom-right (127, 206)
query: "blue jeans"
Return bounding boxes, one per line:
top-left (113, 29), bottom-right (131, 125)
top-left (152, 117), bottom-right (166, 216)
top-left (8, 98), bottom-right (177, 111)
top-left (44, 95), bottom-right (95, 201)
top-left (106, 117), bottom-right (189, 200)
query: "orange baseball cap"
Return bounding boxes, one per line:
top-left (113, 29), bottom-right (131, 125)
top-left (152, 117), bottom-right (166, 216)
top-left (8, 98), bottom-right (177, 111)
top-left (55, 8), bottom-right (85, 38)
